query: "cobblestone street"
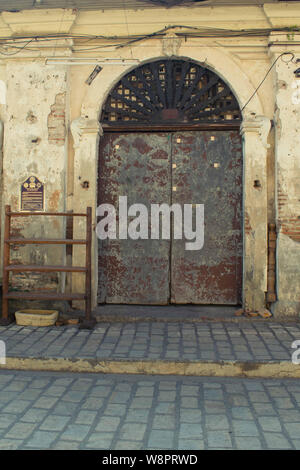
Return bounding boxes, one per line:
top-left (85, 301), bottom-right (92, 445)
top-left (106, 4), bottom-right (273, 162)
top-left (2, 0), bottom-right (300, 456)
top-left (0, 370), bottom-right (300, 450)
top-left (1, 319), bottom-right (300, 450)
top-left (1, 320), bottom-right (298, 362)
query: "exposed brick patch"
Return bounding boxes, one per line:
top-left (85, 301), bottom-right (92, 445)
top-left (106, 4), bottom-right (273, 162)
top-left (280, 218), bottom-right (300, 242)
top-left (10, 272), bottom-right (58, 291)
top-left (48, 92), bottom-right (66, 146)
top-left (10, 220), bottom-right (25, 251)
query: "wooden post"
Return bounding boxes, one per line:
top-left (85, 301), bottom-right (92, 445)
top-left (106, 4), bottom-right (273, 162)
top-left (85, 206), bottom-right (92, 323)
top-left (267, 223), bottom-right (277, 303)
top-left (1, 205), bottom-right (95, 328)
top-left (79, 206), bottom-right (95, 329)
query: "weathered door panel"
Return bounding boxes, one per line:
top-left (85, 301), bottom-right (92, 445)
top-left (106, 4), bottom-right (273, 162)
top-left (170, 131), bottom-right (242, 304)
top-left (98, 133), bottom-right (171, 304)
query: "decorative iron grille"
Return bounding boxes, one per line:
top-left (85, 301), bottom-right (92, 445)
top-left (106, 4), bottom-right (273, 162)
top-left (101, 59), bottom-right (241, 126)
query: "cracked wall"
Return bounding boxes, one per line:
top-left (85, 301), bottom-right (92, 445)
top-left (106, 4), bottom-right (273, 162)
top-left (1, 62), bottom-right (68, 299)
top-left (1, 5), bottom-right (300, 313)
top-left (271, 40), bottom-right (300, 317)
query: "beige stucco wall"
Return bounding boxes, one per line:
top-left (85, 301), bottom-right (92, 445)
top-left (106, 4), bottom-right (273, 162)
top-left (70, 40), bottom-right (270, 312)
top-left (0, 3), bottom-right (299, 315)
top-left (1, 61), bottom-right (68, 292)
top-left (269, 34), bottom-right (300, 317)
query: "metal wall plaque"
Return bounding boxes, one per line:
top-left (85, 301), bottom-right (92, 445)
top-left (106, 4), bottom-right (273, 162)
top-left (21, 176), bottom-right (44, 211)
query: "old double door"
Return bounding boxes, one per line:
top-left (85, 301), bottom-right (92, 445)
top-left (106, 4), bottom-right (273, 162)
top-left (98, 130), bottom-right (242, 305)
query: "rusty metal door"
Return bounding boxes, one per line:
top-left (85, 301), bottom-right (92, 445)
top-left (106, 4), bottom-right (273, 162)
top-left (98, 130), bottom-right (242, 304)
top-left (170, 131), bottom-right (242, 304)
top-left (98, 133), bottom-right (171, 304)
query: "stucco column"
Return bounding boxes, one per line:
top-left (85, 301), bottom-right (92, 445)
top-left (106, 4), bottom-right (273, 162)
top-left (240, 115), bottom-right (271, 312)
top-left (71, 117), bottom-right (102, 309)
top-left (269, 39), bottom-right (300, 317)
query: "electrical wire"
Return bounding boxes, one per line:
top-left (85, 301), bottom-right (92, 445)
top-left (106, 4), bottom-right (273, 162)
top-left (241, 52), bottom-right (295, 112)
top-left (0, 0), bottom-right (280, 11)
top-left (0, 39), bottom-right (34, 56)
top-left (0, 26), bottom-right (298, 44)
top-left (123, 0), bottom-right (135, 59)
top-left (0, 25), bottom-right (299, 56)
top-left (0, 21), bottom-right (296, 115)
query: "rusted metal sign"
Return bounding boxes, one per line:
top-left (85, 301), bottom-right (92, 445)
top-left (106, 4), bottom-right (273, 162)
top-left (20, 176), bottom-right (44, 211)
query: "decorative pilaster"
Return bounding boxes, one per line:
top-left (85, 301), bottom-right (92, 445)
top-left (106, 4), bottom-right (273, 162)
top-left (240, 115), bottom-right (271, 312)
top-left (71, 116), bottom-right (103, 309)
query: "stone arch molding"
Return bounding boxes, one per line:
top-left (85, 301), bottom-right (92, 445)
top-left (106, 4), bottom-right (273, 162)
top-left (79, 47), bottom-right (264, 122)
top-left (71, 46), bottom-right (270, 312)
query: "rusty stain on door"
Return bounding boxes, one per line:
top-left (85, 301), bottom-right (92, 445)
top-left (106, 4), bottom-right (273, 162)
top-left (98, 133), bottom-right (171, 304)
top-left (170, 131), bottom-right (242, 304)
top-left (98, 131), bottom-right (242, 305)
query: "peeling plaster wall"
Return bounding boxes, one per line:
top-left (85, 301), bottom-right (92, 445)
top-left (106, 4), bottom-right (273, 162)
top-left (1, 3), bottom-right (300, 314)
top-left (69, 40), bottom-right (272, 312)
top-left (271, 41), bottom-right (300, 317)
top-left (1, 62), bottom-right (68, 293)
top-left (0, 64), bottom-right (5, 267)
top-left (0, 44), bottom-right (275, 312)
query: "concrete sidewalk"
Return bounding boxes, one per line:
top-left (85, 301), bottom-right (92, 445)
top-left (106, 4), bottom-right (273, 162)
top-left (1, 317), bottom-right (300, 378)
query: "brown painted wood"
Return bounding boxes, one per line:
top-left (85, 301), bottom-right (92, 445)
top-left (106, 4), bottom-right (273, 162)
top-left (1, 205), bottom-right (93, 325)
top-left (4, 292), bottom-right (86, 301)
top-left (85, 206), bottom-right (92, 321)
top-left (267, 223), bottom-right (277, 303)
top-left (7, 211), bottom-right (87, 217)
top-left (5, 265), bottom-right (87, 273)
top-left (4, 239), bottom-right (87, 245)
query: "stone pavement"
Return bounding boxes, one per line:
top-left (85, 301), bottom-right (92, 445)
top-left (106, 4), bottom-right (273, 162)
top-left (1, 319), bottom-right (300, 377)
top-left (1, 317), bottom-right (300, 450)
top-left (1, 319), bottom-right (299, 361)
top-left (0, 370), bottom-right (300, 450)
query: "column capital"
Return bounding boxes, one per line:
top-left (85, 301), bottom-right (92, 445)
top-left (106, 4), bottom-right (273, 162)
top-left (71, 116), bottom-right (103, 148)
top-left (240, 115), bottom-right (271, 149)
